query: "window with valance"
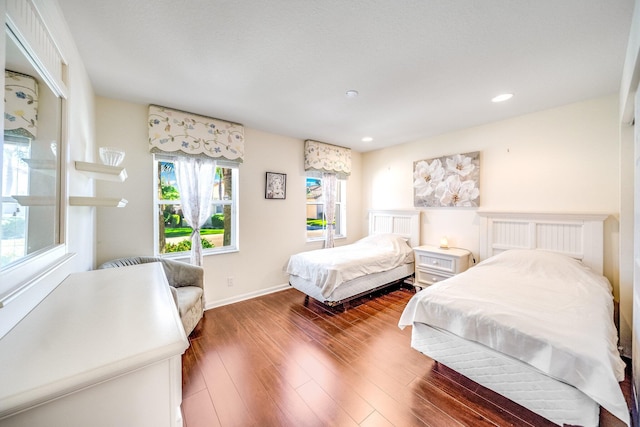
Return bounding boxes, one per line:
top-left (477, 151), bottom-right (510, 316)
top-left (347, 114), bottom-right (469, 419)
top-left (148, 104), bottom-right (244, 163)
top-left (304, 140), bottom-right (351, 179)
top-left (148, 105), bottom-right (242, 263)
top-left (303, 140), bottom-right (350, 246)
top-left (5, 70), bottom-right (38, 140)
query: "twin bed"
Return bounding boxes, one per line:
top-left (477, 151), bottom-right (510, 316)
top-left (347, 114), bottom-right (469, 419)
top-left (286, 210), bottom-right (628, 426)
top-left (287, 210), bottom-right (420, 307)
top-left (401, 212), bottom-right (629, 427)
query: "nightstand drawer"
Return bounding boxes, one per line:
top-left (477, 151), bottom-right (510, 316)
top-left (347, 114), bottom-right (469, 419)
top-left (413, 245), bottom-right (471, 285)
top-left (416, 269), bottom-right (451, 286)
top-left (416, 254), bottom-right (455, 273)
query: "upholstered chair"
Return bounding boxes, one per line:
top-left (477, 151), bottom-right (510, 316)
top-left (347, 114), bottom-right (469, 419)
top-left (98, 256), bottom-right (204, 336)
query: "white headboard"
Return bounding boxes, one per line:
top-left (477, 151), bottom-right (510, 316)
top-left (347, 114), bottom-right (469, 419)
top-left (478, 211), bottom-right (608, 274)
top-left (368, 210), bottom-right (421, 248)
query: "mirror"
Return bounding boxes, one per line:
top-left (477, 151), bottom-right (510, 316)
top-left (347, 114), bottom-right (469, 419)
top-left (1, 28), bottom-right (62, 270)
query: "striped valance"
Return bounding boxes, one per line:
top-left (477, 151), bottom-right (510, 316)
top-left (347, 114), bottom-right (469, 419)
top-left (148, 105), bottom-right (244, 162)
top-left (304, 140), bottom-right (351, 179)
top-left (5, 70), bottom-right (38, 140)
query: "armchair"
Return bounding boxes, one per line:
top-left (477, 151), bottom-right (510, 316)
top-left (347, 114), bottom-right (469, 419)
top-left (98, 256), bottom-right (204, 336)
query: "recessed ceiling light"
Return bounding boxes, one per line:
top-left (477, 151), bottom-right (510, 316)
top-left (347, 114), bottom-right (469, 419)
top-left (491, 93), bottom-right (513, 103)
top-left (362, 136), bottom-right (373, 142)
top-left (345, 90), bottom-right (359, 98)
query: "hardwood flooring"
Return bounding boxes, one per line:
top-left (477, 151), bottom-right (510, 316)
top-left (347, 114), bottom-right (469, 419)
top-left (181, 285), bottom-right (631, 427)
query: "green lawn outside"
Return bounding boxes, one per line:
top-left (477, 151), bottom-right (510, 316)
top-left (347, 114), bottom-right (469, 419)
top-left (165, 228), bottom-right (224, 238)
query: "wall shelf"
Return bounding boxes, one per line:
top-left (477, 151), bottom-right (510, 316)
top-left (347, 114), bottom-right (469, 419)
top-left (22, 159), bottom-right (57, 177)
top-left (12, 195), bottom-right (56, 206)
top-left (72, 160), bottom-right (127, 207)
top-left (11, 196), bottom-right (56, 206)
top-left (75, 161), bottom-right (127, 182)
top-left (69, 197), bottom-right (128, 208)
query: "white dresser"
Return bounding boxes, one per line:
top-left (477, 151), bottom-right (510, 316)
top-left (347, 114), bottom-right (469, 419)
top-left (414, 245), bottom-right (472, 290)
top-left (0, 263), bottom-right (189, 427)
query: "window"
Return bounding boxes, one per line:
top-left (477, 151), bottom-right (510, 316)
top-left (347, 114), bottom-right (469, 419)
top-left (1, 137), bottom-right (30, 266)
top-left (154, 157), bottom-right (238, 256)
top-left (306, 175), bottom-right (346, 240)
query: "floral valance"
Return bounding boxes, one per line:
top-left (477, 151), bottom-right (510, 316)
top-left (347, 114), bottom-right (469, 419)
top-left (4, 70), bottom-right (38, 140)
top-left (304, 140), bottom-right (351, 178)
top-left (148, 105), bottom-right (244, 162)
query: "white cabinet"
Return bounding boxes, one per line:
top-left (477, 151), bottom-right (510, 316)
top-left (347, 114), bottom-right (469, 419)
top-left (0, 263), bottom-right (188, 427)
top-left (414, 245), bottom-right (471, 290)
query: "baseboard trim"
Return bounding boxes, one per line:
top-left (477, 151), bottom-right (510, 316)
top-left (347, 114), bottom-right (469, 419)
top-left (204, 283), bottom-right (290, 310)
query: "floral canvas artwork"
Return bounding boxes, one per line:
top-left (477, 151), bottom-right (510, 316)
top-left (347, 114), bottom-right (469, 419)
top-left (413, 151), bottom-right (480, 207)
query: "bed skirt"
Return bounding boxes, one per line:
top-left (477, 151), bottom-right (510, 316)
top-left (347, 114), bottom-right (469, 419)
top-left (289, 263), bottom-right (414, 306)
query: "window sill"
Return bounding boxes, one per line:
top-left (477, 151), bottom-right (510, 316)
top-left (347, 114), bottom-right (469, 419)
top-left (306, 235), bottom-right (347, 244)
top-left (159, 247), bottom-right (239, 261)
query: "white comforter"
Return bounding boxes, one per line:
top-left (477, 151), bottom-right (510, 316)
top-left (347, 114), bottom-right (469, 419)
top-left (286, 233), bottom-right (414, 298)
top-left (398, 249), bottom-right (629, 426)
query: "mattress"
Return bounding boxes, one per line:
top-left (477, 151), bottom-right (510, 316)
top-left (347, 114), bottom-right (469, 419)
top-left (411, 322), bottom-right (599, 427)
top-left (289, 262), bottom-right (414, 305)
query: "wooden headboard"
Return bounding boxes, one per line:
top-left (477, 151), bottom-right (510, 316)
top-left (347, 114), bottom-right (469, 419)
top-left (478, 211), bottom-right (608, 274)
top-left (368, 210), bottom-right (421, 248)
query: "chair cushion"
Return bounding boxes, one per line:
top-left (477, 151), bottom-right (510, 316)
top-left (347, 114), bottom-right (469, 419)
top-left (176, 286), bottom-right (204, 336)
top-left (176, 286), bottom-right (203, 317)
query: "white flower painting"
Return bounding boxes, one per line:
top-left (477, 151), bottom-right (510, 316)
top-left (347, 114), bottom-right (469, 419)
top-left (413, 151), bottom-right (480, 207)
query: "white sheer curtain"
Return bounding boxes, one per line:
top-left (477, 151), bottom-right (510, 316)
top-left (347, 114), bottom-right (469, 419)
top-left (174, 157), bottom-right (217, 266)
top-left (322, 172), bottom-right (337, 248)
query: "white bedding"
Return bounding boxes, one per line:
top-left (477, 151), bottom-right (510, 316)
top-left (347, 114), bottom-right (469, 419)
top-left (286, 233), bottom-right (414, 299)
top-left (398, 249), bottom-right (629, 426)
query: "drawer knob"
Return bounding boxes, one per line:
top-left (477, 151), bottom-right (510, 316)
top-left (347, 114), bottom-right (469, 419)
top-left (432, 277), bottom-right (438, 282)
top-left (432, 260), bottom-right (437, 264)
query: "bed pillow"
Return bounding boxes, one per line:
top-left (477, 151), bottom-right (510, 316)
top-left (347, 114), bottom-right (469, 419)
top-left (355, 234), bottom-right (413, 259)
top-left (480, 249), bottom-right (612, 293)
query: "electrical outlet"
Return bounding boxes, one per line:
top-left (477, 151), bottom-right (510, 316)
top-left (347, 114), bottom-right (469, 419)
top-left (227, 277), bottom-right (234, 287)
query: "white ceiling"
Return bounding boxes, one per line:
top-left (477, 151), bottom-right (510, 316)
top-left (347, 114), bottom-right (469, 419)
top-left (56, 1), bottom-right (634, 152)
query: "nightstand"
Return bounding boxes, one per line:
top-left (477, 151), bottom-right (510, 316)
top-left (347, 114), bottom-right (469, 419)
top-left (413, 245), bottom-right (472, 290)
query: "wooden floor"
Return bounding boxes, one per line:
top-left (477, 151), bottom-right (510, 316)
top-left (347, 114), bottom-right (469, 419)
top-left (181, 285), bottom-right (631, 427)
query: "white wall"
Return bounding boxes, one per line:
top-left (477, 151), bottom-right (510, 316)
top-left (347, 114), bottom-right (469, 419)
top-left (362, 94), bottom-right (626, 345)
top-left (94, 97), bottom-right (363, 307)
top-left (95, 99), bottom-right (153, 261)
top-left (620, 0), bottom-right (640, 418)
top-left (95, 95), bottom-right (624, 332)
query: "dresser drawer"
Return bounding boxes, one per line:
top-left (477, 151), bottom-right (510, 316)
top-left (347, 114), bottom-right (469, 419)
top-left (416, 269), bottom-right (452, 286)
top-left (416, 253), bottom-right (455, 273)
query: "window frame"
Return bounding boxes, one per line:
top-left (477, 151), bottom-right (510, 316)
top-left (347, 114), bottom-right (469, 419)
top-left (305, 174), bottom-right (347, 242)
top-left (153, 155), bottom-right (239, 258)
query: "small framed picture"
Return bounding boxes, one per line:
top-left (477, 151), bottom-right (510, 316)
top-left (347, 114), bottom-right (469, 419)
top-left (265, 172), bottom-right (286, 199)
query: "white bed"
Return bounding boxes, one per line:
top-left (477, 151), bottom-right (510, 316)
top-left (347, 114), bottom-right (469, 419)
top-left (399, 212), bottom-right (630, 427)
top-left (287, 210), bottom-right (420, 307)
